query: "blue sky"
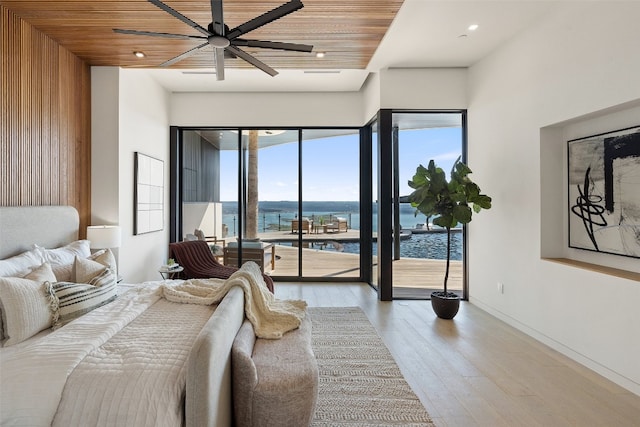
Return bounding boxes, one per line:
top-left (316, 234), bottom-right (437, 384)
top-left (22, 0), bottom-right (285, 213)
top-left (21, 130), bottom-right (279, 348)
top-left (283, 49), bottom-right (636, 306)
top-left (219, 127), bottom-right (462, 201)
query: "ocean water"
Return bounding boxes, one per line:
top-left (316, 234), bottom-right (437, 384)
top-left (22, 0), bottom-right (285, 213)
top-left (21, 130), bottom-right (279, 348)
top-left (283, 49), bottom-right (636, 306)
top-left (222, 201), bottom-right (463, 260)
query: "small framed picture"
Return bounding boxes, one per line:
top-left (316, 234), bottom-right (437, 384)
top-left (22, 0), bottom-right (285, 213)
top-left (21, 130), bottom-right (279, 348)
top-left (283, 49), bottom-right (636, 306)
top-left (134, 152), bottom-right (164, 235)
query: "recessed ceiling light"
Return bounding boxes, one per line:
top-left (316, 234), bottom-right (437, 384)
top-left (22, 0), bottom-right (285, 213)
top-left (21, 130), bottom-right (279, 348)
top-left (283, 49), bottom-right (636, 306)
top-left (468, 24), bottom-right (479, 31)
top-left (315, 52), bottom-right (325, 58)
top-left (133, 51), bottom-right (146, 58)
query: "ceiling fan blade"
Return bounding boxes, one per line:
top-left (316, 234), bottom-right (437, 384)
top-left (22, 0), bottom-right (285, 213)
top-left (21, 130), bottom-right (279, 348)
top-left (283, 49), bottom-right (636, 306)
top-left (113, 28), bottom-right (206, 41)
top-left (210, 0), bottom-right (225, 36)
top-left (227, 45), bottom-right (278, 77)
top-left (226, 0), bottom-right (303, 40)
top-left (214, 47), bottom-right (225, 81)
top-left (160, 42), bottom-right (210, 67)
top-left (233, 39), bottom-right (313, 52)
top-left (147, 0), bottom-right (211, 36)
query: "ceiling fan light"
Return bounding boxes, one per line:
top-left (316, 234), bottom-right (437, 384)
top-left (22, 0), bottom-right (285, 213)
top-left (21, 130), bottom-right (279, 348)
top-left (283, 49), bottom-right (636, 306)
top-left (133, 51), bottom-right (146, 58)
top-left (315, 52), bottom-right (325, 58)
top-left (468, 24), bottom-right (479, 31)
top-left (209, 35), bottom-right (230, 48)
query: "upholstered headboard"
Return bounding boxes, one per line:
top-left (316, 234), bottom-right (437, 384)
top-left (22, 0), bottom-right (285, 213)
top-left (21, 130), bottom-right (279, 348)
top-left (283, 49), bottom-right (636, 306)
top-left (0, 206), bottom-right (79, 259)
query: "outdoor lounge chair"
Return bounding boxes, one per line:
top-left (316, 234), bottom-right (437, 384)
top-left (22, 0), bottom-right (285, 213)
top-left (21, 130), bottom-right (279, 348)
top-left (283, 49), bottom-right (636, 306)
top-left (169, 240), bottom-right (275, 293)
top-left (326, 217), bottom-right (348, 233)
top-left (291, 218), bottom-right (313, 234)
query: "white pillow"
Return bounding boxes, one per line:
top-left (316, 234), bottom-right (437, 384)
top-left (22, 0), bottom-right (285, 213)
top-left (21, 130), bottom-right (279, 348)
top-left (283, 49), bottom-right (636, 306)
top-left (0, 248), bottom-right (44, 277)
top-left (36, 240), bottom-right (91, 267)
top-left (52, 263), bottom-right (73, 282)
top-left (74, 256), bottom-right (108, 284)
top-left (0, 276), bottom-right (54, 346)
top-left (0, 263), bottom-right (56, 344)
top-left (24, 262), bottom-right (57, 283)
top-left (88, 248), bottom-right (118, 279)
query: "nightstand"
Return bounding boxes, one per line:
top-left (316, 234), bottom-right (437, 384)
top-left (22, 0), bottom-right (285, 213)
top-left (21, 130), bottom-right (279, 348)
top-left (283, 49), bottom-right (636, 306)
top-left (159, 266), bottom-right (183, 280)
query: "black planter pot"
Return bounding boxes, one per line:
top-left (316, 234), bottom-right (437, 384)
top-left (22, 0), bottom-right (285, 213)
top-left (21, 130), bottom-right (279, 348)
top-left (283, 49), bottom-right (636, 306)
top-left (430, 291), bottom-right (460, 319)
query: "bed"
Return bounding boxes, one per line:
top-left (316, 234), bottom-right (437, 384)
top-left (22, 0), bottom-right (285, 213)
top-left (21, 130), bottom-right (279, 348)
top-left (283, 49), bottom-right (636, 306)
top-left (0, 206), bottom-right (245, 427)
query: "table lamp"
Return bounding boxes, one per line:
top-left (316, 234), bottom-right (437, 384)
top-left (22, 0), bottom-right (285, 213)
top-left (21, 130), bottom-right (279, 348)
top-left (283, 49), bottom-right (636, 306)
top-left (87, 225), bottom-right (121, 249)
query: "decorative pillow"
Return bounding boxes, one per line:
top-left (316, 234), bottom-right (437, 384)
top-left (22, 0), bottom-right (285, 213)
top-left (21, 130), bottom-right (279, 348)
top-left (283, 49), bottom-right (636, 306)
top-left (74, 256), bottom-right (108, 284)
top-left (52, 263), bottom-right (74, 282)
top-left (88, 248), bottom-right (118, 279)
top-left (194, 229), bottom-right (206, 240)
top-left (36, 240), bottom-right (91, 267)
top-left (0, 248), bottom-right (44, 277)
top-left (24, 262), bottom-right (57, 282)
top-left (50, 247), bottom-right (117, 282)
top-left (47, 278), bottom-right (117, 328)
top-left (87, 267), bottom-right (116, 288)
top-left (0, 277), bottom-right (53, 346)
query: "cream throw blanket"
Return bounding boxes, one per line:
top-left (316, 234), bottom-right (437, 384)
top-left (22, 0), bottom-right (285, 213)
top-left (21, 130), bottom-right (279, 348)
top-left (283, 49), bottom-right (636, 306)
top-left (161, 262), bottom-right (307, 339)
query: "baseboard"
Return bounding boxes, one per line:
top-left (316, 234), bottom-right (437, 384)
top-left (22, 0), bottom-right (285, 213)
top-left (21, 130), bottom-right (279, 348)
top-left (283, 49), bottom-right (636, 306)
top-left (469, 297), bottom-right (640, 397)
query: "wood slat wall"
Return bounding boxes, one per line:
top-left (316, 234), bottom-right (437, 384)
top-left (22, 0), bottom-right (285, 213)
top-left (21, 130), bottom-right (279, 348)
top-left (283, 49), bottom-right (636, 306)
top-left (1, 5), bottom-right (91, 235)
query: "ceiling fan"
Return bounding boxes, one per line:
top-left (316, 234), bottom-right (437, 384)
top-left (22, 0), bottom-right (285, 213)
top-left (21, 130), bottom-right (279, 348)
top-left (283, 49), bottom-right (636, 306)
top-left (114, 0), bottom-right (314, 81)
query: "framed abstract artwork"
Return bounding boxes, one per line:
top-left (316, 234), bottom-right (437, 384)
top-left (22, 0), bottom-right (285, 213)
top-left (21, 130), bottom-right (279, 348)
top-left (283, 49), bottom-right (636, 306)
top-left (134, 152), bottom-right (164, 235)
top-left (567, 125), bottom-right (640, 258)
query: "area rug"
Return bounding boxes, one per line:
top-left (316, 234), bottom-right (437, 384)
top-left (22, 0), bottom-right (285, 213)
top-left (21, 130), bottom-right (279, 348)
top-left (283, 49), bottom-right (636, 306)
top-left (309, 307), bottom-right (435, 427)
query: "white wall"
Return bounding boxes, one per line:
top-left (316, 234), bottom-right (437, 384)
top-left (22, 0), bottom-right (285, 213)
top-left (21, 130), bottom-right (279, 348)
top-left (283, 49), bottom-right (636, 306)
top-left (467, 2), bottom-right (640, 394)
top-left (171, 91), bottom-right (363, 127)
top-left (361, 72), bottom-right (381, 123)
top-left (91, 67), bottom-right (171, 283)
top-left (118, 69), bottom-right (171, 283)
top-left (91, 67), bottom-right (120, 226)
top-left (379, 68), bottom-right (467, 109)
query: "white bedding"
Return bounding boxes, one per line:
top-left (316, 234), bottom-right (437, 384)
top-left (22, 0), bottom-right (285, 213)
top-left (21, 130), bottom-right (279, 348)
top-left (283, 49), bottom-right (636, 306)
top-left (0, 206), bottom-right (245, 427)
top-left (0, 263), bottom-right (294, 427)
top-left (53, 295), bottom-right (215, 426)
top-left (0, 284), bottom-right (158, 425)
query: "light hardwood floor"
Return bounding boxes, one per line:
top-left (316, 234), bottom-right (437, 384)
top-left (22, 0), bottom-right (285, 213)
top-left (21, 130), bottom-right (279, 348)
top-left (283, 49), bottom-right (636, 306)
top-left (274, 282), bottom-right (640, 427)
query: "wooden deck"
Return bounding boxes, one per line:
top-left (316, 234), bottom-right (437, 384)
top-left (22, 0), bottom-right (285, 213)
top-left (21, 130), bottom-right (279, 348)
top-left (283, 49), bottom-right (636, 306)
top-left (221, 231), bottom-right (463, 293)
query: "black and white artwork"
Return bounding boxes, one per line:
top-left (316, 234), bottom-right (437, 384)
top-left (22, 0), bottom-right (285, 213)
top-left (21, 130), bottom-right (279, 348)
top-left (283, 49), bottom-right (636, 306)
top-left (568, 126), bottom-right (640, 258)
top-left (134, 152), bottom-right (164, 235)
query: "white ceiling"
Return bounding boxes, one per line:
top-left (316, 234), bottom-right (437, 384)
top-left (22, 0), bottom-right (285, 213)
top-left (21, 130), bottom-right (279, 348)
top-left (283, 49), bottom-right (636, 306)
top-left (145, 0), bottom-right (560, 93)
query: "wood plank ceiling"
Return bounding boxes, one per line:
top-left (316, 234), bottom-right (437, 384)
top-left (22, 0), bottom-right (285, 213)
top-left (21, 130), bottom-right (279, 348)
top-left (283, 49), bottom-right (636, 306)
top-left (0, 0), bottom-right (404, 70)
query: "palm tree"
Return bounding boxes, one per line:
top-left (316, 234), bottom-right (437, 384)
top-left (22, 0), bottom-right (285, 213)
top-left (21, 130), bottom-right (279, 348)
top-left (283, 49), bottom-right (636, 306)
top-left (246, 130), bottom-right (259, 239)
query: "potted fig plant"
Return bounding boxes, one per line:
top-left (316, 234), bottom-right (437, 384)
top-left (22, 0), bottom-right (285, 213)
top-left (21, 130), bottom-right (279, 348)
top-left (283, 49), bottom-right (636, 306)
top-left (408, 157), bottom-right (492, 319)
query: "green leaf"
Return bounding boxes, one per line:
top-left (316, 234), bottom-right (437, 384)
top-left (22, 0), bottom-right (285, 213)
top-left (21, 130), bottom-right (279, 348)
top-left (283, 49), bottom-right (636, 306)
top-left (453, 204), bottom-right (472, 224)
top-left (476, 195), bottom-right (492, 209)
top-left (434, 215), bottom-right (454, 228)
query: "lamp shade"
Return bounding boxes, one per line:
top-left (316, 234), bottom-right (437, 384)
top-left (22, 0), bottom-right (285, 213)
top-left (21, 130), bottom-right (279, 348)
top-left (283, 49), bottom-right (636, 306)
top-left (87, 225), bottom-right (121, 249)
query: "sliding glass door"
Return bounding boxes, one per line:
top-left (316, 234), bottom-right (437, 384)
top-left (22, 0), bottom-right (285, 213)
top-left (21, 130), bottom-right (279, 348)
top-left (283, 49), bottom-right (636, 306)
top-left (173, 127), bottom-right (362, 282)
top-left (369, 111), bottom-right (467, 300)
top-left (301, 130), bottom-right (360, 279)
top-left (391, 112), bottom-right (465, 299)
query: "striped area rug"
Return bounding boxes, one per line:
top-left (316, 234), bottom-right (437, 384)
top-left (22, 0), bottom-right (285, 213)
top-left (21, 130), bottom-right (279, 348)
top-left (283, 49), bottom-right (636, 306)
top-left (309, 307), bottom-right (435, 427)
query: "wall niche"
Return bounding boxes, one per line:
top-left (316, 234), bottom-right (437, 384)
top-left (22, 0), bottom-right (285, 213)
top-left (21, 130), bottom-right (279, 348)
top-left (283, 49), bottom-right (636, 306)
top-left (540, 100), bottom-right (640, 281)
